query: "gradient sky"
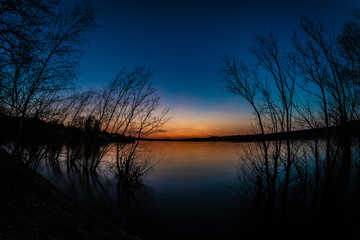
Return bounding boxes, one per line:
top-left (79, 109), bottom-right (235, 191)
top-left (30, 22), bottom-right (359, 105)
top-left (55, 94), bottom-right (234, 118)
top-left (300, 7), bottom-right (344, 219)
top-left (68, 0), bottom-right (360, 138)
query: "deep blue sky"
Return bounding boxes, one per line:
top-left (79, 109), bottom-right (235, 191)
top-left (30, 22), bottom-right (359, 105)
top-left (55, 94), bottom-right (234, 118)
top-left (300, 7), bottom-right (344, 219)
top-left (68, 0), bottom-right (360, 138)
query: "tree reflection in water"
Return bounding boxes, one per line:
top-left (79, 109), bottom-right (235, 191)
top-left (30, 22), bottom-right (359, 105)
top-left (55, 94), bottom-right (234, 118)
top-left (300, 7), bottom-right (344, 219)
top-left (231, 137), bottom-right (360, 239)
top-left (34, 140), bottom-right (157, 238)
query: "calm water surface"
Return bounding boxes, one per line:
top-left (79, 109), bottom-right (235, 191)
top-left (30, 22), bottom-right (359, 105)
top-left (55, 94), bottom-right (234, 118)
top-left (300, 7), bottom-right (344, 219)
top-left (38, 141), bottom-right (246, 240)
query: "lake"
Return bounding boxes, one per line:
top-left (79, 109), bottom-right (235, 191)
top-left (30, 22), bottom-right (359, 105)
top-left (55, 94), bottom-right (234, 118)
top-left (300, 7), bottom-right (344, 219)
top-left (33, 137), bottom-right (360, 239)
top-left (37, 141), bottom-right (247, 240)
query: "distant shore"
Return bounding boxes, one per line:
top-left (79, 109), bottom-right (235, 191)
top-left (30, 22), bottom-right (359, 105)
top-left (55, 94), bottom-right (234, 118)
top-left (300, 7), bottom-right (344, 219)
top-left (0, 150), bottom-right (139, 240)
top-left (142, 120), bottom-right (360, 142)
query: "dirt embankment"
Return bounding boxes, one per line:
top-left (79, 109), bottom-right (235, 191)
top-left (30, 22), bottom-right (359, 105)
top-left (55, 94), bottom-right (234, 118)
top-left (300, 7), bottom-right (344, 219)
top-left (0, 150), bottom-right (140, 240)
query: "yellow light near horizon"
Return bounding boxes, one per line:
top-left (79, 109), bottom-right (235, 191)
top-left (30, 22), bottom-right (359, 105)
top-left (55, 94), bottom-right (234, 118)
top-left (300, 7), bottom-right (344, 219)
top-left (147, 108), bottom-right (251, 139)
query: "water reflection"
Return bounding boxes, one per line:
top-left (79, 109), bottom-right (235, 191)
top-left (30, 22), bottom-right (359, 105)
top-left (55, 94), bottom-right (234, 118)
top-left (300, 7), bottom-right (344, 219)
top-left (37, 144), bottom-right (157, 237)
top-left (9, 136), bottom-right (360, 239)
top-left (112, 141), bottom-right (158, 186)
top-left (37, 141), bottom-right (241, 240)
top-left (231, 137), bottom-right (360, 239)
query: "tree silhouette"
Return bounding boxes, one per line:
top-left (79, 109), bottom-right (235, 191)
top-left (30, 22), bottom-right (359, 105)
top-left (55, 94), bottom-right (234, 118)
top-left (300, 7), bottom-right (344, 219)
top-left (220, 32), bottom-right (299, 207)
top-left (220, 9), bottom-right (360, 227)
top-left (0, 0), bottom-right (97, 119)
top-left (86, 67), bottom-right (169, 175)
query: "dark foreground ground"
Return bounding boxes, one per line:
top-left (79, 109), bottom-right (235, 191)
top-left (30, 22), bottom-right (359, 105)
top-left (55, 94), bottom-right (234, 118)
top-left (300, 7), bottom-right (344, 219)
top-left (0, 150), bottom-right (139, 240)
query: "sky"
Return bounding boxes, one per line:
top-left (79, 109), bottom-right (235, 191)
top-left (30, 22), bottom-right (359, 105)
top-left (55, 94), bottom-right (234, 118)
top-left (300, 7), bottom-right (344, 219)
top-left (68, 0), bottom-right (360, 139)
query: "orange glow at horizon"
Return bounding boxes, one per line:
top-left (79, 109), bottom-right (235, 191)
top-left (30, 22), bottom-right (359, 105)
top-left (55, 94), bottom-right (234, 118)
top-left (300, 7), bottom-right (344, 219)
top-left (148, 108), bottom-right (251, 139)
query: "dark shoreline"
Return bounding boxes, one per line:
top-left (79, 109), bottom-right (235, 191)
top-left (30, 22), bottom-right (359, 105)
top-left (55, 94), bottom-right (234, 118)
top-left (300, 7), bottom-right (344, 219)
top-left (142, 120), bottom-right (360, 142)
top-left (3, 114), bottom-right (360, 144)
top-left (0, 150), bottom-right (139, 240)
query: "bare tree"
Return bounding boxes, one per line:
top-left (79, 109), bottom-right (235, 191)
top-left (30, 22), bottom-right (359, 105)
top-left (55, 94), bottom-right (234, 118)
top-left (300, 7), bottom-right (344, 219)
top-left (0, 0), bottom-right (97, 119)
top-left (220, 54), bottom-right (286, 206)
top-left (0, 0), bottom-right (97, 160)
top-left (221, 31), bottom-right (304, 210)
top-left (296, 16), bottom-right (360, 186)
top-left (339, 9), bottom-right (360, 87)
top-left (252, 32), bottom-right (299, 204)
top-left (78, 67), bottom-right (169, 174)
top-left (115, 141), bottom-right (156, 186)
top-left (222, 9), bottom-right (360, 238)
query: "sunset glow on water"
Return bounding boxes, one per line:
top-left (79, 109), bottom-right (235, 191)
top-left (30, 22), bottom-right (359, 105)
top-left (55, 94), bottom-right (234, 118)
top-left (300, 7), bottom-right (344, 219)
top-left (38, 141), bottom-right (247, 239)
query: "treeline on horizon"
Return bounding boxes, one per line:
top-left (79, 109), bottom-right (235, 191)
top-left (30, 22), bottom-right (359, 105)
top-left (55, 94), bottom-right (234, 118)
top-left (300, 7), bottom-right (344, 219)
top-left (144, 119), bottom-right (360, 142)
top-left (0, 113), bottom-right (134, 144)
